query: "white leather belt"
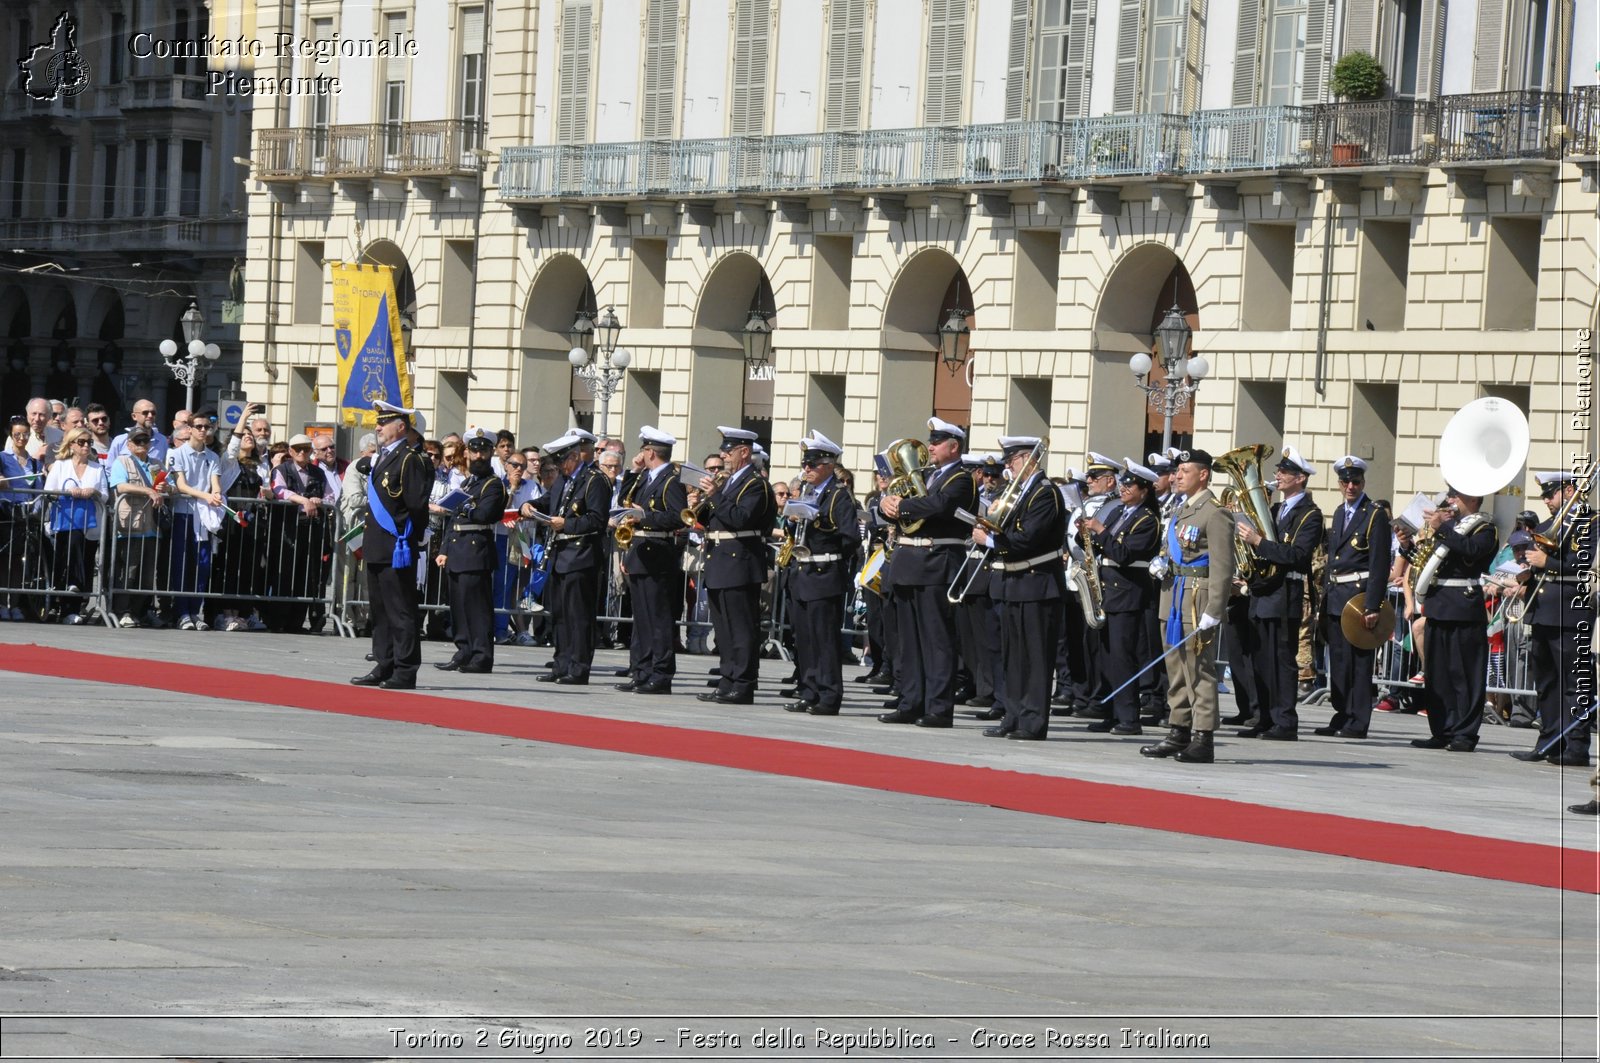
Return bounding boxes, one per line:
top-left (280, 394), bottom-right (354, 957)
top-left (706, 530), bottom-right (761, 541)
top-left (629, 530), bottom-right (675, 540)
top-left (797, 553), bottom-right (843, 563)
top-left (898, 536), bottom-right (966, 547)
top-left (1286, 572), bottom-right (1307, 582)
top-left (452, 522), bottom-right (492, 532)
top-left (554, 533), bottom-right (587, 542)
top-left (992, 551), bottom-right (1060, 572)
top-left (1330, 571), bottom-right (1367, 584)
top-left (1433, 578), bottom-right (1475, 588)
top-left (1101, 559), bottom-right (1151, 569)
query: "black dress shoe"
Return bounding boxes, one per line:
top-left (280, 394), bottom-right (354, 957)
top-left (434, 659), bottom-right (463, 671)
top-left (879, 708), bottom-right (920, 724)
top-left (364, 652), bottom-right (376, 662)
top-left (1510, 749), bottom-right (1550, 762)
top-left (872, 684), bottom-right (897, 696)
top-left (709, 691), bottom-right (754, 705)
top-left (1235, 727), bottom-right (1269, 738)
top-left (852, 671), bottom-right (882, 684)
top-left (972, 706), bottom-right (1005, 721)
top-left (1073, 705), bottom-right (1111, 720)
top-left (915, 715), bottom-right (952, 728)
top-left (1049, 705), bottom-right (1077, 717)
top-left (535, 673), bottom-right (564, 683)
top-left (1260, 728), bottom-right (1298, 741)
top-left (779, 687), bottom-right (798, 698)
top-left (459, 664), bottom-right (492, 674)
top-left (1549, 752), bottom-right (1592, 767)
top-left (706, 678), bottom-right (722, 688)
top-left (783, 700), bottom-right (817, 713)
top-left (1084, 719), bottom-right (1116, 733)
top-left (614, 681), bottom-right (639, 693)
top-left (697, 691), bottom-right (726, 703)
top-left (350, 671), bottom-right (388, 686)
top-left (781, 672), bottom-right (798, 684)
top-left (555, 675), bottom-right (589, 686)
top-left (964, 694), bottom-right (995, 708)
top-left (982, 726), bottom-right (1013, 738)
top-left (379, 676), bottom-right (416, 690)
top-left (1411, 736), bottom-right (1449, 749)
top-left (1312, 725), bottom-right (1342, 736)
top-left (613, 668), bottom-right (632, 677)
top-left (1007, 731), bottom-right (1046, 740)
top-left (807, 705), bottom-right (840, 716)
top-left (1446, 738), bottom-right (1476, 752)
top-left (1569, 799), bottom-right (1600, 815)
top-left (881, 699), bottom-right (902, 710)
top-left (1337, 729), bottom-right (1368, 739)
top-left (1111, 725), bottom-right (1144, 736)
top-left (634, 681), bottom-right (673, 695)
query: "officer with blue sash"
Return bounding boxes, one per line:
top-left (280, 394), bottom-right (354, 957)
top-left (352, 401), bottom-right (432, 690)
top-left (1141, 449), bottom-right (1234, 763)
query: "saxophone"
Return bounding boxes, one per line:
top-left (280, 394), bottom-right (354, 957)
top-left (1064, 494), bottom-right (1107, 629)
top-left (1412, 506), bottom-right (1491, 596)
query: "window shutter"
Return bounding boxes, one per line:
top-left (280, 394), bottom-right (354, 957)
top-left (1111, 0), bottom-right (1143, 113)
top-left (1062, 0), bottom-right (1092, 117)
top-left (384, 12), bottom-right (409, 85)
top-left (1004, 0), bottom-right (1030, 121)
top-left (824, 0), bottom-right (865, 130)
top-left (462, 7), bottom-right (485, 53)
top-left (1299, 0), bottom-right (1328, 103)
top-left (730, 0), bottom-right (769, 136)
top-left (924, 0), bottom-right (967, 126)
top-left (1232, 0), bottom-right (1261, 105)
top-left (1414, 0), bottom-right (1444, 98)
top-left (557, 1), bottom-right (592, 144)
top-left (1471, 0), bottom-right (1505, 90)
top-left (642, 0), bottom-right (678, 140)
top-left (1342, 0), bottom-right (1378, 56)
top-left (1182, 0), bottom-right (1206, 111)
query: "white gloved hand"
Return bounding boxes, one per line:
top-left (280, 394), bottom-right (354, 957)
top-left (1197, 612), bottom-right (1222, 632)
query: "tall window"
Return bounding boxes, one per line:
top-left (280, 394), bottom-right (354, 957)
top-left (556, 1), bottom-right (593, 144)
top-left (133, 141), bottom-right (148, 216)
top-left (1264, 0), bottom-right (1306, 104)
top-left (641, 0), bottom-right (677, 140)
top-left (1144, 0), bottom-right (1186, 114)
top-left (179, 139), bottom-right (201, 216)
top-left (383, 12), bottom-right (408, 155)
top-left (109, 14), bottom-right (125, 83)
top-left (1389, 0), bottom-right (1422, 95)
top-left (458, 6), bottom-right (486, 150)
top-left (174, 9), bottom-right (190, 76)
top-left (823, 0), bottom-right (866, 131)
top-left (1033, 0), bottom-right (1074, 120)
top-left (55, 147), bottom-right (71, 217)
top-left (1516, 0), bottom-right (1551, 90)
top-left (730, 0), bottom-right (769, 137)
top-left (924, 0), bottom-right (967, 126)
top-left (309, 19), bottom-right (333, 160)
top-left (8, 150), bottom-right (22, 217)
top-left (153, 143), bottom-right (168, 215)
top-left (102, 145), bottom-right (118, 218)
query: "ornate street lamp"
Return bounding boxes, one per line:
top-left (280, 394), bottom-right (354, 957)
top-left (938, 307), bottom-right (971, 374)
top-left (568, 305), bottom-right (630, 439)
top-left (1128, 304), bottom-right (1208, 452)
top-left (159, 300), bottom-right (221, 411)
top-left (741, 309), bottom-right (774, 373)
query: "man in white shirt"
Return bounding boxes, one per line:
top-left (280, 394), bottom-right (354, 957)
top-left (24, 397), bottom-right (61, 468)
top-left (167, 410), bottom-right (223, 630)
top-left (109, 400), bottom-right (170, 465)
top-left (313, 433), bottom-right (342, 503)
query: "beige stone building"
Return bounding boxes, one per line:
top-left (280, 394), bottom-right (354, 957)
top-left (238, 0), bottom-right (1598, 531)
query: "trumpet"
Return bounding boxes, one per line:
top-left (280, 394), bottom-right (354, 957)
top-left (681, 469), bottom-right (728, 526)
top-left (777, 488), bottom-right (816, 567)
top-left (612, 520), bottom-right (636, 549)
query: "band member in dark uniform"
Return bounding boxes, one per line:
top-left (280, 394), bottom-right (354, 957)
top-left (955, 453), bottom-right (1005, 721)
top-left (1065, 453), bottom-right (1122, 720)
top-left (696, 427), bottom-right (775, 705)
top-left (1235, 446), bottom-right (1325, 740)
top-left (352, 401), bottom-right (432, 690)
top-left (613, 426), bottom-right (688, 695)
top-left (1411, 485), bottom-right (1498, 751)
top-left (1316, 455), bottom-right (1392, 739)
top-left (974, 435), bottom-right (1065, 740)
top-left (1139, 451), bottom-right (1176, 722)
top-left (435, 427), bottom-right (507, 674)
top-left (1082, 458), bottom-right (1161, 735)
top-left (858, 467), bottom-right (895, 685)
top-left (1511, 470), bottom-right (1596, 766)
top-left (877, 417), bottom-right (978, 728)
top-left (523, 430), bottom-right (611, 685)
top-left (782, 431), bottom-right (861, 717)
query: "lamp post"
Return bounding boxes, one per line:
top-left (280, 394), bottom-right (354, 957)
top-left (158, 300), bottom-right (222, 412)
top-left (937, 307), bottom-right (971, 375)
top-left (741, 309), bottom-right (774, 373)
top-left (567, 305), bottom-right (630, 439)
top-left (1128, 304), bottom-right (1208, 453)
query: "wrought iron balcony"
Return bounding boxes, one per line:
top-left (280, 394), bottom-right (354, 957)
top-left (1069, 113), bottom-right (1189, 179)
top-left (1567, 85), bottom-right (1599, 158)
top-left (1310, 98), bottom-right (1438, 167)
top-left (0, 216), bottom-right (244, 252)
top-left (1436, 90), bottom-right (1565, 162)
top-left (1188, 105), bottom-right (1316, 173)
top-left (254, 121), bottom-right (486, 181)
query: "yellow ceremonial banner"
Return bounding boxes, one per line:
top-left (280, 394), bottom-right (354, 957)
top-left (330, 262), bottom-right (412, 428)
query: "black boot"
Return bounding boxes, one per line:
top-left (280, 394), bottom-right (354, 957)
top-left (1140, 726), bottom-right (1191, 758)
top-left (1175, 730), bottom-right (1215, 764)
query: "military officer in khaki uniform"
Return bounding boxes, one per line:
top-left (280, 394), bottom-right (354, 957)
top-left (1141, 449), bottom-right (1236, 764)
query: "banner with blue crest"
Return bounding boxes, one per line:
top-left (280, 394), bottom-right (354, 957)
top-left (331, 262), bottom-right (412, 427)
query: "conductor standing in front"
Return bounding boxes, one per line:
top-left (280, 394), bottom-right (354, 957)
top-left (1141, 449), bottom-right (1235, 764)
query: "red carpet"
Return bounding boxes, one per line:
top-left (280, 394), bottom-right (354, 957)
top-left (6, 643), bottom-right (1595, 894)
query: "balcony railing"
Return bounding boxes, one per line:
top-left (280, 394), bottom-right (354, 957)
top-left (254, 121), bottom-right (487, 181)
top-left (1436, 90), bottom-right (1565, 162)
top-left (1070, 113), bottom-right (1189, 179)
top-left (1189, 105), bottom-right (1316, 172)
top-left (1568, 85), bottom-right (1599, 157)
top-left (1311, 98), bottom-right (1437, 167)
top-left (0, 216), bottom-right (245, 251)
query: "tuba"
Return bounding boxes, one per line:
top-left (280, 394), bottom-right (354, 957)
top-left (1214, 443), bottom-right (1279, 582)
top-left (884, 438), bottom-right (933, 534)
top-left (1413, 398), bottom-right (1531, 598)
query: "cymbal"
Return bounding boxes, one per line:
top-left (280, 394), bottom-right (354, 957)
top-left (1341, 597), bottom-right (1396, 651)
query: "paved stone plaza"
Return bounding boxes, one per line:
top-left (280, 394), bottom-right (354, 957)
top-left (0, 626), bottom-right (1595, 1061)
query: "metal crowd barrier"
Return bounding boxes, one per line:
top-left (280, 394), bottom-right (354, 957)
top-left (1370, 586), bottom-right (1536, 699)
top-left (0, 487), bottom-right (113, 625)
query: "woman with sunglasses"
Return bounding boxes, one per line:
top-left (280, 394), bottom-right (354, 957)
top-left (42, 429), bottom-right (107, 623)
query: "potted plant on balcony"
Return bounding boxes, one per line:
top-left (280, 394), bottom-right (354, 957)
top-left (1328, 51), bottom-right (1386, 165)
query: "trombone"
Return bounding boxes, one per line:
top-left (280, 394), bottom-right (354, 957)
top-left (946, 438), bottom-right (1047, 603)
top-left (1505, 471), bottom-right (1592, 623)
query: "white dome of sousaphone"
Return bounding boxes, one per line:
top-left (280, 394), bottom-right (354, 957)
top-left (1439, 397), bottom-right (1531, 498)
